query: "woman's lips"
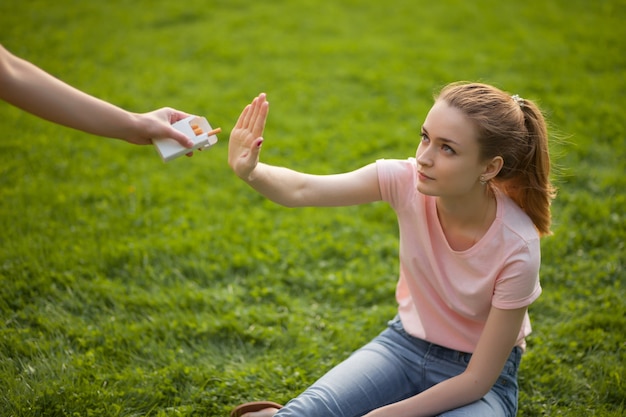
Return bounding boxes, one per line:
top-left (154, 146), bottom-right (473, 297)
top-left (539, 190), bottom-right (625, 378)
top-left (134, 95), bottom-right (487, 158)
top-left (418, 171), bottom-right (434, 181)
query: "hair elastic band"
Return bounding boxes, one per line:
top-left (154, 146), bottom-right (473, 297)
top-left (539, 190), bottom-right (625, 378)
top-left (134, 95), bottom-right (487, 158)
top-left (511, 94), bottom-right (525, 108)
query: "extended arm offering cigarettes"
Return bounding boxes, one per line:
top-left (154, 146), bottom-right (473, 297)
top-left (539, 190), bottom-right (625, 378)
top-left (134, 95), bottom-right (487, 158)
top-left (153, 116), bottom-right (220, 162)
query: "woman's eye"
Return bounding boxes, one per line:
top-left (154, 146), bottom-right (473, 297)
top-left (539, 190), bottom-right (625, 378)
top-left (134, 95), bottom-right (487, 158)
top-left (442, 144), bottom-right (455, 154)
top-left (420, 133), bottom-right (429, 142)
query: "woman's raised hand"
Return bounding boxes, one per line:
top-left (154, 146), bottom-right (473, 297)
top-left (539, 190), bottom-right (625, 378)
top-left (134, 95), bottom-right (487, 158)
top-left (228, 93), bottom-right (269, 181)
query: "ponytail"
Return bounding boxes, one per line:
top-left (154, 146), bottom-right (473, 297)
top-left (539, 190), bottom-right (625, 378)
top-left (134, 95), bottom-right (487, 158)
top-left (500, 99), bottom-right (556, 236)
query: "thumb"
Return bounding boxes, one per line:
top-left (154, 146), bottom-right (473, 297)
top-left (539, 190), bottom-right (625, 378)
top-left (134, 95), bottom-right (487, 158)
top-left (249, 137), bottom-right (264, 158)
top-left (168, 126), bottom-right (194, 148)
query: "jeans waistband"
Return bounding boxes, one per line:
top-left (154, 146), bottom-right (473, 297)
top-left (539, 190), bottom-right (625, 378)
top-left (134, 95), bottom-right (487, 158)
top-left (387, 315), bottom-right (521, 364)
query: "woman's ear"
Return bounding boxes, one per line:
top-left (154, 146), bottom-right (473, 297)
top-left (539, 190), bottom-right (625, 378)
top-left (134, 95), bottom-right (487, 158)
top-left (482, 156), bottom-right (504, 181)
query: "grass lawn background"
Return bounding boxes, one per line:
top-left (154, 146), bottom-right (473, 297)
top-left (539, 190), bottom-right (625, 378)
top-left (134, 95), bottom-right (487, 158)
top-left (0, 0), bottom-right (624, 416)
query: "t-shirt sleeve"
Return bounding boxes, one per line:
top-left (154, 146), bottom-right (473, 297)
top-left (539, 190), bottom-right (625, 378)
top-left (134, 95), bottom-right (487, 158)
top-left (376, 158), bottom-right (415, 209)
top-left (492, 238), bottom-right (542, 309)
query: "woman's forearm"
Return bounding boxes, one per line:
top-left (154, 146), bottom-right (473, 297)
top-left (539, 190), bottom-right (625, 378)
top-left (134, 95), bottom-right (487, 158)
top-left (245, 163), bottom-right (313, 207)
top-left (366, 371), bottom-right (490, 417)
top-left (244, 162), bottom-right (382, 208)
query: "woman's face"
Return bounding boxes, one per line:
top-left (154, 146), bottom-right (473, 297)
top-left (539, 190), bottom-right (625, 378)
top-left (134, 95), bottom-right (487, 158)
top-left (415, 100), bottom-right (487, 198)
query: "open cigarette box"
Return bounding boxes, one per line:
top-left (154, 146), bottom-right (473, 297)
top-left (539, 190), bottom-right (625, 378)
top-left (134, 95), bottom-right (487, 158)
top-left (153, 116), bottom-right (219, 162)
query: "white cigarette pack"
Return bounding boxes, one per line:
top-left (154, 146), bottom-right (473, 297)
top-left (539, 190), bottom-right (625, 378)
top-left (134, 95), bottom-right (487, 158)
top-left (153, 116), bottom-right (219, 162)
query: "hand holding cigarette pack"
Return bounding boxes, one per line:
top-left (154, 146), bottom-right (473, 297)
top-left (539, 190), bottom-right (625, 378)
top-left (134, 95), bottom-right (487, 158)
top-left (153, 116), bottom-right (221, 162)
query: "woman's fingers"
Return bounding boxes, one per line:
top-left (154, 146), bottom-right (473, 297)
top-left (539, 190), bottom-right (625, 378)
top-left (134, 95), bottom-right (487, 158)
top-left (234, 104), bottom-right (251, 130)
top-left (252, 100), bottom-right (269, 138)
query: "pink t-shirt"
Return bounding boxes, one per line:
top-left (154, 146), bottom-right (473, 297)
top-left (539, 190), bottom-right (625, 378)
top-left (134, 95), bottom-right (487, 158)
top-left (377, 158), bottom-right (542, 353)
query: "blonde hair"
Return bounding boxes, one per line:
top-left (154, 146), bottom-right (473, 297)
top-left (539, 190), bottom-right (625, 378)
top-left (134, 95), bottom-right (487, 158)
top-left (437, 82), bottom-right (556, 236)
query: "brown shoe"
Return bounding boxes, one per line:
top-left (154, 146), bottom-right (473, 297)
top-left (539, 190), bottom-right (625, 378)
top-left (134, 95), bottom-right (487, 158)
top-left (230, 401), bottom-right (283, 417)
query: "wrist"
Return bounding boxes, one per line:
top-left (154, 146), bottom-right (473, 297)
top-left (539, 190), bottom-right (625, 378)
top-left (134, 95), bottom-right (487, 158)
top-left (120, 111), bottom-right (145, 142)
top-left (242, 166), bottom-right (260, 183)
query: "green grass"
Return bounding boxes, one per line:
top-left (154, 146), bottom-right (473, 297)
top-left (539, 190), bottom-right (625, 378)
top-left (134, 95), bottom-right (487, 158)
top-left (1, 0), bottom-right (624, 416)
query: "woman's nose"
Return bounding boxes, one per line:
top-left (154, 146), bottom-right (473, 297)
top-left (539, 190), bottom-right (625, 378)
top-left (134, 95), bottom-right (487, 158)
top-left (416, 147), bottom-right (433, 166)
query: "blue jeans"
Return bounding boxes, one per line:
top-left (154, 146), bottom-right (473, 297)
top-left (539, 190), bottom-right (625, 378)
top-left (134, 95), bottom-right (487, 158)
top-left (275, 316), bottom-right (521, 417)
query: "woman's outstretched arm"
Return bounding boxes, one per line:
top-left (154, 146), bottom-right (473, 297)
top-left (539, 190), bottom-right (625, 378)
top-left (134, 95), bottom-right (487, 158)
top-left (228, 93), bottom-right (381, 208)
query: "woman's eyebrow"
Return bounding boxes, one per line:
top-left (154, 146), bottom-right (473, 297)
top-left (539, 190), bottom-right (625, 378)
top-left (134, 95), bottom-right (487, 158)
top-left (421, 126), bottom-right (461, 146)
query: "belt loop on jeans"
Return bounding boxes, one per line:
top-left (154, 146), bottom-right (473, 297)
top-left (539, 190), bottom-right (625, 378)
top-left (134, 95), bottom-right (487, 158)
top-left (456, 350), bottom-right (471, 362)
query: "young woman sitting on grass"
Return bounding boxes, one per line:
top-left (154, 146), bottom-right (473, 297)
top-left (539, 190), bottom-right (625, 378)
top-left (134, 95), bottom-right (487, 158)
top-left (227, 82), bottom-right (556, 417)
